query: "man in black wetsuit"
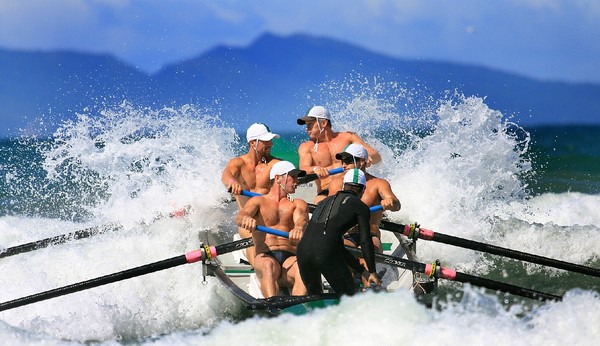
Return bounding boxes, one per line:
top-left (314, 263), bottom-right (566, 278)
top-left (297, 168), bottom-right (381, 296)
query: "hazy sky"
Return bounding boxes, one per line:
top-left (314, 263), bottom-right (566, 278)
top-left (1, 0), bottom-right (599, 83)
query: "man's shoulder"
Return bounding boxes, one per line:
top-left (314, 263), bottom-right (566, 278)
top-left (366, 175), bottom-right (392, 190)
top-left (292, 197), bottom-right (309, 208)
top-left (331, 131), bottom-right (359, 145)
top-left (298, 140), bottom-right (314, 151)
top-left (340, 131), bottom-right (359, 139)
top-left (266, 157), bottom-right (282, 166)
top-left (227, 155), bottom-right (246, 165)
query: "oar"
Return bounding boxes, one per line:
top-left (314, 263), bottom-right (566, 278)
top-left (377, 220), bottom-right (600, 279)
top-left (306, 199), bottom-right (600, 279)
top-left (231, 167), bottom-right (344, 193)
top-left (0, 237), bottom-right (254, 312)
top-left (252, 225), bottom-right (561, 302)
top-left (345, 245), bottom-right (562, 302)
top-left (0, 207), bottom-right (190, 260)
top-left (0, 223), bottom-right (122, 259)
top-left (241, 190), bottom-right (381, 214)
top-left (297, 167), bottom-right (344, 185)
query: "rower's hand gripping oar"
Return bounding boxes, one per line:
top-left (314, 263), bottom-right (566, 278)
top-left (0, 237), bottom-right (254, 312)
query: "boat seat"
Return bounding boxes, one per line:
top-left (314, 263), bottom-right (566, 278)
top-left (248, 273), bottom-right (265, 298)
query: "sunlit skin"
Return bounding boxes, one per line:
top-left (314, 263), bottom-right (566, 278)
top-left (221, 139), bottom-right (280, 266)
top-left (297, 118), bottom-right (382, 198)
top-left (327, 156), bottom-right (401, 254)
top-left (235, 173), bottom-right (309, 298)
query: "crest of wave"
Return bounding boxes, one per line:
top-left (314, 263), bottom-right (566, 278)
top-left (314, 76), bottom-right (532, 266)
top-left (41, 102), bottom-right (238, 227)
top-left (314, 74), bottom-right (439, 177)
top-left (391, 96), bottom-right (532, 266)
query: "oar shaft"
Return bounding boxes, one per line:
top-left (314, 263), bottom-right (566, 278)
top-left (297, 167), bottom-right (344, 185)
top-left (385, 222), bottom-right (600, 279)
top-left (1, 205), bottom-right (190, 260)
top-left (452, 271), bottom-right (562, 302)
top-left (432, 232), bottom-right (600, 278)
top-left (0, 254), bottom-right (188, 312)
top-left (0, 223), bottom-right (121, 259)
top-left (346, 246), bottom-right (562, 302)
top-left (0, 237), bottom-right (254, 312)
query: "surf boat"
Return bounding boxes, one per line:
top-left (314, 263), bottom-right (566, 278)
top-left (198, 224), bottom-right (437, 316)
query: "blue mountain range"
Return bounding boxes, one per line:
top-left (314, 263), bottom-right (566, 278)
top-left (1, 33), bottom-right (599, 138)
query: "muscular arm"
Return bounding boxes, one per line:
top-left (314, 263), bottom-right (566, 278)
top-left (293, 200), bottom-right (309, 229)
top-left (377, 179), bottom-right (401, 211)
top-left (298, 141), bottom-right (315, 172)
top-left (235, 197), bottom-right (260, 231)
top-left (222, 158), bottom-right (244, 195)
top-left (235, 197), bottom-right (269, 254)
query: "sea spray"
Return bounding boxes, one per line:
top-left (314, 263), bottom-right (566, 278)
top-left (0, 104), bottom-right (247, 341)
top-left (311, 76), bottom-right (536, 270)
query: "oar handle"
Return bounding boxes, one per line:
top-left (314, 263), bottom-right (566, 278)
top-left (256, 225), bottom-right (289, 238)
top-left (370, 205), bottom-right (383, 212)
top-left (241, 190), bottom-right (261, 197)
top-left (297, 167), bottom-right (344, 185)
top-left (242, 190), bottom-right (384, 214)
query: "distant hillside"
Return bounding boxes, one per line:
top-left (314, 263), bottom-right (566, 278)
top-left (1, 33), bottom-right (599, 138)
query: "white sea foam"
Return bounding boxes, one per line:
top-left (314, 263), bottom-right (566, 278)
top-left (1, 87), bottom-right (599, 344)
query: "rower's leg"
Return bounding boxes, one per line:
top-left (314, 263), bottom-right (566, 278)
top-left (254, 254), bottom-right (281, 298)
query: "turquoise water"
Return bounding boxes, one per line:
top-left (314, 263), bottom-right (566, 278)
top-left (526, 125), bottom-right (600, 195)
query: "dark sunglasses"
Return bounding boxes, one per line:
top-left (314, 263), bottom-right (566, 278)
top-left (341, 155), bottom-right (359, 165)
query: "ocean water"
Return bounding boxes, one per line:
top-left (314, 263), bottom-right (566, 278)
top-left (1, 85), bottom-right (600, 345)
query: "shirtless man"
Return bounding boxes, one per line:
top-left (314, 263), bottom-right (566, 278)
top-left (235, 161), bottom-right (309, 298)
top-left (297, 106), bottom-right (381, 201)
top-left (222, 123), bottom-right (281, 265)
top-left (327, 143), bottom-right (401, 253)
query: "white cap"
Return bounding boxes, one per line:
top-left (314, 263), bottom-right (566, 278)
top-left (269, 161), bottom-right (307, 180)
top-left (335, 143), bottom-right (368, 161)
top-left (297, 106), bottom-right (331, 125)
top-left (246, 123), bottom-right (280, 142)
top-left (343, 168), bottom-right (366, 186)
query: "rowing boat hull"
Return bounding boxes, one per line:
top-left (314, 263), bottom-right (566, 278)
top-left (206, 262), bottom-right (340, 316)
top-left (201, 183), bottom-right (435, 315)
